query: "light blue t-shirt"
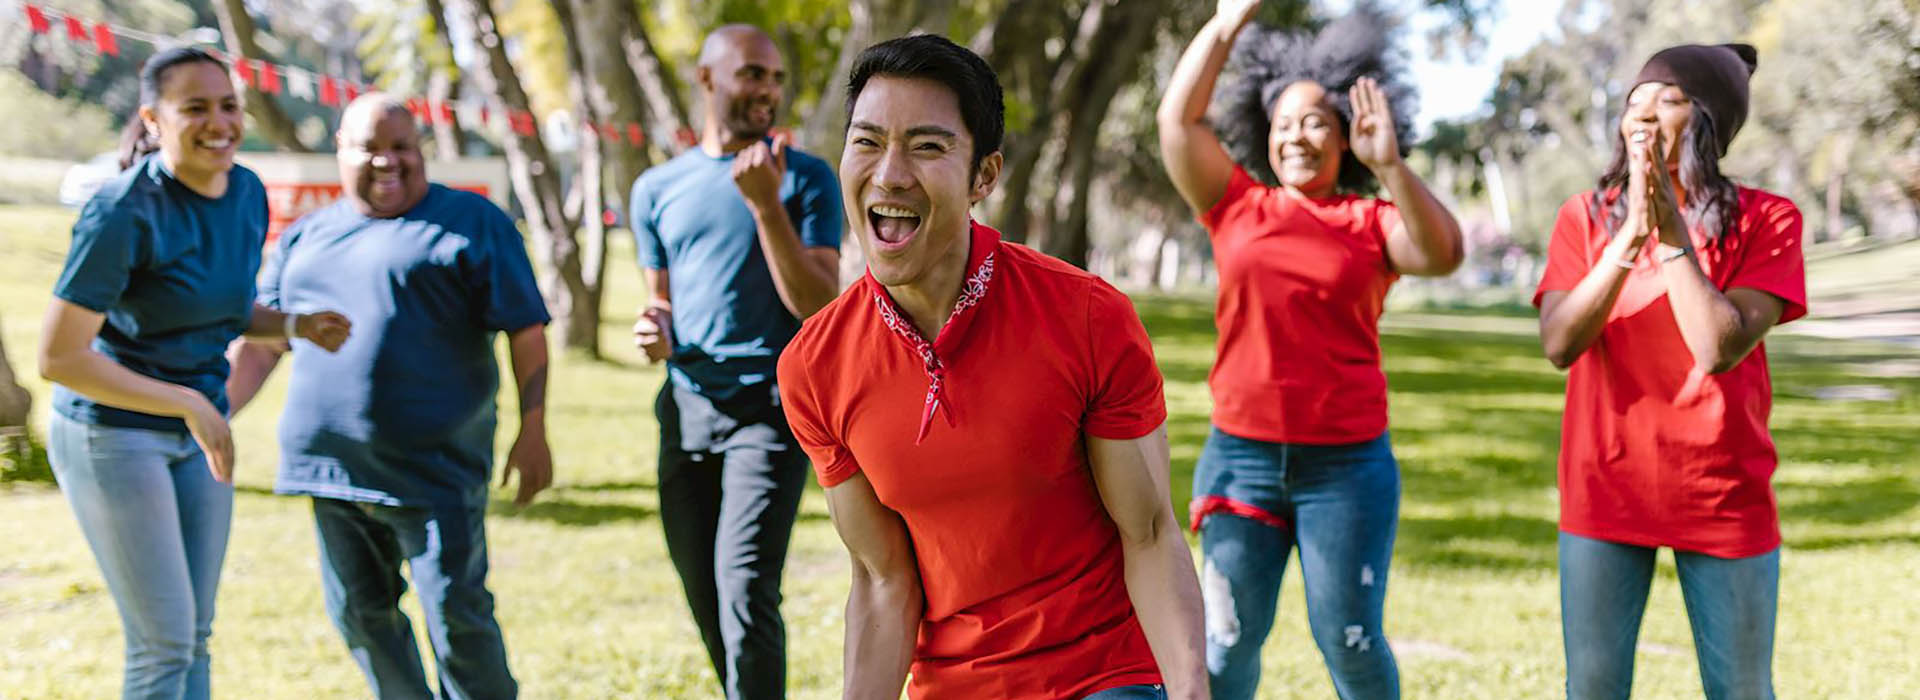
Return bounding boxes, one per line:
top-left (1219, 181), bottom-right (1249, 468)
top-left (259, 185), bottom-right (551, 506)
top-left (629, 143), bottom-right (843, 401)
top-left (51, 154), bottom-right (267, 432)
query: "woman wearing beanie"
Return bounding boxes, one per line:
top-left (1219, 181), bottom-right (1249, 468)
top-left (1158, 1), bottom-right (1464, 698)
top-left (1534, 43), bottom-right (1804, 699)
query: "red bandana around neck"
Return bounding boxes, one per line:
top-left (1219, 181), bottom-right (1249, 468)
top-left (866, 221), bottom-right (1002, 444)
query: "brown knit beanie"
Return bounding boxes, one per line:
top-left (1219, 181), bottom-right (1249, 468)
top-left (1632, 43), bottom-right (1759, 157)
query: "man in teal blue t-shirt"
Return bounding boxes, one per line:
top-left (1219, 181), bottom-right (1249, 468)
top-left (229, 94), bottom-right (551, 700)
top-left (628, 24), bottom-right (843, 700)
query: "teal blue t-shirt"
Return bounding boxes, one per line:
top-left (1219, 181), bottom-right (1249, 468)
top-left (51, 154), bottom-right (267, 433)
top-left (260, 185), bottom-right (551, 506)
top-left (628, 144), bottom-right (843, 401)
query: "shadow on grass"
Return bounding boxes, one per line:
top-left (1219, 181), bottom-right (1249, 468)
top-left (491, 496), bottom-right (658, 525)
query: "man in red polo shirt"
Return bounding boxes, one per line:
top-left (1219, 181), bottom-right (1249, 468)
top-left (775, 35), bottom-right (1208, 700)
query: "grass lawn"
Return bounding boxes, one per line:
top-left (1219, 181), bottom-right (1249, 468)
top-left (1, 203), bottom-right (1916, 698)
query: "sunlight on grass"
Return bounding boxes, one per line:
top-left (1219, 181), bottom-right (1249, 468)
top-left (2, 206), bottom-right (1915, 697)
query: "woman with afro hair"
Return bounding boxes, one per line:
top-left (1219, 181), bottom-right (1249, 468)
top-left (1535, 43), bottom-right (1801, 699)
top-left (1156, 1), bottom-right (1462, 698)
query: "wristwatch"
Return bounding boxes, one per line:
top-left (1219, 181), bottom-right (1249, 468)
top-left (1655, 243), bottom-right (1693, 264)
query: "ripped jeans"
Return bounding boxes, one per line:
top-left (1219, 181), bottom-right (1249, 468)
top-left (1191, 428), bottom-right (1400, 700)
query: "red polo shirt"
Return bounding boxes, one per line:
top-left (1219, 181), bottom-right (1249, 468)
top-left (1533, 188), bottom-right (1806, 557)
top-left (777, 221), bottom-right (1167, 699)
top-left (1200, 167), bottom-right (1403, 445)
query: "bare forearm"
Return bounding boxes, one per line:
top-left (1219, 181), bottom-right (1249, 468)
top-left (1160, 18), bottom-right (1239, 127)
top-left (1123, 521), bottom-right (1209, 700)
top-left (843, 574), bottom-right (921, 700)
top-left (1659, 253), bottom-right (1748, 372)
top-left (507, 324), bottom-right (549, 427)
top-left (242, 304), bottom-right (295, 339)
top-left (1540, 235), bottom-right (1639, 368)
top-left (224, 339), bottom-right (285, 416)
top-left (43, 350), bottom-right (204, 418)
top-left (1379, 163), bottom-right (1464, 275)
top-left (749, 204), bottom-right (837, 319)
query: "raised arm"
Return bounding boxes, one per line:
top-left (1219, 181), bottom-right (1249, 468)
top-left (1089, 425), bottom-right (1209, 700)
top-left (1346, 77), bottom-right (1463, 276)
top-left (733, 133), bottom-right (841, 319)
top-left (1158, 0), bottom-right (1263, 215)
top-left (825, 473), bottom-right (923, 699)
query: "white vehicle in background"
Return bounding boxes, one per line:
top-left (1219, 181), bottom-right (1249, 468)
top-left (58, 152), bottom-right (122, 208)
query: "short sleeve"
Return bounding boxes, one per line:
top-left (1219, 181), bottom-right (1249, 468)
top-left (1533, 194), bottom-right (1597, 308)
top-left (777, 348), bottom-right (861, 487)
top-left (52, 194), bottom-right (146, 312)
top-left (629, 176), bottom-right (669, 270)
top-left (1373, 199), bottom-right (1403, 250)
top-left (1198, 166), bottom-right (1261, 233)
top-left (472, 204), bottom-right (553, 332)
top-left (1083, 281), bottom-right (1167, 440)
top-left (1726, 194), bottom-right (1808, 324)
top-left (791, 155), bottom-right (844, 250)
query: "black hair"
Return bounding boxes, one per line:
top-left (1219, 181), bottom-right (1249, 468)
top-left (139, 46), bottom-right (226, 108)
top-left (1588, 99), bottom-right (1741, 246)
top-left (1214, 9), bottom-right (1414, 193)
top-left (116, 116), bottom-right (157, 171)
top-left (845, 34), bottom-right (1004, 176)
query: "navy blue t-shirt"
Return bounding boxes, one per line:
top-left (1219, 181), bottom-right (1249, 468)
top-left (260, 185), bottom-right (551, 506)
top-left (51, 155), bottom-right (267, 432)
top-left (629, 144), bottom-right (843, 400)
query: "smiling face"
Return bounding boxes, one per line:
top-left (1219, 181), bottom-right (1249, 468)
top-left (840, 75), bottom-right (1001, 289)
top-left (140, 61), bottom-right (243, 185)
top-left (700, 34), bottom-right (785, 145)
top-left (1267, 80), bottom-right (1347, 196)
top-left (1622, 81), bottom-right (1693, 166)
top-left (336, 101), bottom-right (428, 218)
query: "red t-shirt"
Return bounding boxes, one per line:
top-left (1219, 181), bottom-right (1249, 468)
top-left (1201, 167), bottom-right (1403, 444)
top-left (777, 222), bottom-right (1168, 699)
top-left (1532, 187), bottom-right (1806, 558)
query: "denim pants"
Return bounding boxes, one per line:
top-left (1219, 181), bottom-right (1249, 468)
top-left (1191, 428), bottom-right (1401, 700)
top-left (312, 497), bottom-right (516, 700)
top-left (656, 383), bottom-right (808, 700)
top-left (47, 413), bottom-right (234, 700)
top-left (1559, 532), bottom-right (1779, 700)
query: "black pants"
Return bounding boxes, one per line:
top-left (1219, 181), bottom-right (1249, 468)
top-left (656, 383), bottom-right (807, 700)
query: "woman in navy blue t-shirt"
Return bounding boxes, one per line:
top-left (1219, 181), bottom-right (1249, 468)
top-left (37, 47), bottom-right (348, 699)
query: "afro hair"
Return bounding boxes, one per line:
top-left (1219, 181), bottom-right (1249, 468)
top-left (1212, 7), bottom-right (1416, 193)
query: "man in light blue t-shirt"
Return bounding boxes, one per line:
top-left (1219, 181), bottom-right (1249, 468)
top-left (229, 94), bottom-right (551, 700)
top-left (628, 24), bottom-right (842, 700)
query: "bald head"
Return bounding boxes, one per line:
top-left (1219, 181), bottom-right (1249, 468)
top-left (695, 24), bottom-right (785, 148)
top-left (335, 91), bottom-right (428, 218)
top-left (698, 24), bottom-right (777, 68)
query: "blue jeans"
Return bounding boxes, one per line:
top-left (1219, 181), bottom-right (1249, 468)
top-left (47, 413), bottom-right (233, 700)
top-left (1192, 428), bottom-right (1400, 700)
top-left (1083, 684), bottom-right (1168, 699)
top-left (313, 497), bottom-right (516, 700)
top-left (1559, 533), bottom-right (1779, 700)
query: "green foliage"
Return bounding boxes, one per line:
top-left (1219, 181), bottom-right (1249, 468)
top-left (0, 73), bottom-right (116, 160)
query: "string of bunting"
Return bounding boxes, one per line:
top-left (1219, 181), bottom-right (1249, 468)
top-left (14, 3), bottom-right (693, 148)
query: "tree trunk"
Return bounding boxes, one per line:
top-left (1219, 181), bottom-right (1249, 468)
top-left (1033, 0), bottom-right (1167, 268)
top-left (421, 0), bottom-right (468, 161)
top-left (565, 0), bottom-right (656, 203)
top-left (211, 0), bottom-right (311, 152)
top-left (802, 0), bottom-right (958, 162)
top-left (979, 0), bottom-right (1078, 245)
top-left (622, 12), bottom-right (694, 160)
top-left (442, 0), bottom-right (595, 355)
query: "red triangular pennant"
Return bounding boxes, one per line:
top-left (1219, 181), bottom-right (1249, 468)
top-left (436, 102), bottom-right (455, 125)
top-left (674, 126), bottom-right (697, 147)
top-left (510, 111), bottom-right (534, 136)
top-left (63, 15), bottom-right (85, 41)
top-left (24, 5), bottom-right (50, 34)
top-left (627, 123), bottom-right (644, 146)
top-left (233, 59), bottom-right (256, 88)
top-left (318, 76), bottom-right (338, 106)
top-left (343, 83), bottom-right (359, 103)
top-left (92, 22), bottom-right (118, 56)
top-left (258, 61), bottom-right (280, 95)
